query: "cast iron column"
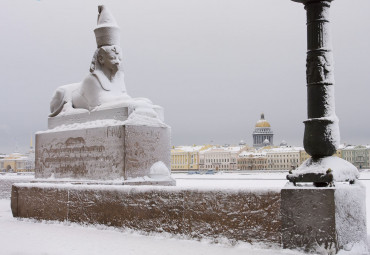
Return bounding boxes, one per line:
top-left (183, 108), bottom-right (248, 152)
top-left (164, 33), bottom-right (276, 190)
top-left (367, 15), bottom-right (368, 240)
top-left (298, 0), bottom-right (339, 158)
top-left (286, 0), bottom-right (347, 185)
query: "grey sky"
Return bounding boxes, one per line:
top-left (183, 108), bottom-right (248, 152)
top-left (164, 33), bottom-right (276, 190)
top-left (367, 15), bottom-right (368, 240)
top-left (0, 0), bottom-right (369, 153)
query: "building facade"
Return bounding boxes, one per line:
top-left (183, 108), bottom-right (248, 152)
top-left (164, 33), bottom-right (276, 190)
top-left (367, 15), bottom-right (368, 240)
top-left (171, 145), bottom-right (212, 171)
top-left (342, 145), bottom-right (370, 169)
top-left (253, 113), bottom-right (274, 148)
top-left (238, 151), bottom-right (267, 170)
top-left (199, 146), bottom-right (245, 171)
top-left (0, 152), bottom-right (34, 172)
top-left (300, 145), bottom-right (345, 164)
top-left (265, 147), bottom-right (301, 170)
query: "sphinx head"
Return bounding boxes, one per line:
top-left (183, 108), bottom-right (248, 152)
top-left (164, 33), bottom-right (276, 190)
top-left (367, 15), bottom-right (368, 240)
top-left (98, 45), bottom-right (122, 73)
top-left (90, 45), bottom-right (122, 75)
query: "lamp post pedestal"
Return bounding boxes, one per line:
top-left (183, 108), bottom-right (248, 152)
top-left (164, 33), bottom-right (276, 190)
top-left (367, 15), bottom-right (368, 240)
top-left (281, 1), bottom-right (367, 253)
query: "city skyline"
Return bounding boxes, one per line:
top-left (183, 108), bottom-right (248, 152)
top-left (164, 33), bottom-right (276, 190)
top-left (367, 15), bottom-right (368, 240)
top-left (0, 0), bottom-right (369, 152)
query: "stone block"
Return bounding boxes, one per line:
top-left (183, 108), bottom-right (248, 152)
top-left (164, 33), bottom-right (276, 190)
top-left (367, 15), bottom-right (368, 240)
top-left (35, 124), bottom-right (171, 181)
top-left (124, 125), bottom-right (171, 179)
top-left (281, 182), bottom-right (367, 254)
top-left (11, 183), bottom-right (282, 244)
top-left (183, 189), bottom-right (281, 243)
top-left (11, 184), bottom-right (69, 221)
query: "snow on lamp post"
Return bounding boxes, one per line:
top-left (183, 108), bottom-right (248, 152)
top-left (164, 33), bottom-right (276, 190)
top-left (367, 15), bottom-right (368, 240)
top-left (287, 0), bottom-right (358, 185)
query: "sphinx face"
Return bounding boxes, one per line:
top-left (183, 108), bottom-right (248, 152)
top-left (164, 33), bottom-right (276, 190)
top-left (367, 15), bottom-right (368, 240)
top-left (100, 46), bottom-right (122, 73)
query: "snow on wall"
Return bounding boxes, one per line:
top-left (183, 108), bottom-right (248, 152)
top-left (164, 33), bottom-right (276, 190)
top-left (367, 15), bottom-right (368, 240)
top-left (281, 182), bottom-right (368, 254)
top-left (335, 183), bottom-right (367, 252)
top-left (12, 183), bottom-right (282, 244)
top-left (0, 176), bottom-right (33, 199)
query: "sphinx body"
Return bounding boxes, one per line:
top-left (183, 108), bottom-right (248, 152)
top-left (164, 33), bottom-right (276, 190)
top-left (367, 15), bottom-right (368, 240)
top-left (49, 45), bottom-right (131, 117)
top-left (49, 6), bottom-right (162, 123)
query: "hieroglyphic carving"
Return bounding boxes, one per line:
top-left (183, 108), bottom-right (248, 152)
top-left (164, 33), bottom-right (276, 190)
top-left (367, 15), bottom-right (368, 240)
top-left (124, 125), bottom-right (171, 179)
top-left (35, 125), bottom-right (171, 180)
top-left (36, 126), bottom-right (125, 179)
top-left (306, 53), bottom-right (333, 84)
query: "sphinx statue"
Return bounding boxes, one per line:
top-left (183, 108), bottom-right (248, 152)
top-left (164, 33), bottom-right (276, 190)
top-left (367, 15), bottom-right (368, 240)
top-left (49, 5), bottom-right (163, 125)
top-left (36, 5), bottom-right (173, 184)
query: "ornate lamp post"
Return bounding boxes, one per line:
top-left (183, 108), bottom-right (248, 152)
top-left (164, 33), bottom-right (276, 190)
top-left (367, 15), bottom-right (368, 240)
top-left (281, 1), bottom-right (367, 252)
top-left (287, 0), bottom-right (358, 185)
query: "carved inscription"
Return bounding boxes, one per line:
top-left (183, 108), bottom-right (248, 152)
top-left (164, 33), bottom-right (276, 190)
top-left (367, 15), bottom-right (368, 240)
top-left (124, 126), bottom-right (170, 179)
top-left (39, 138), bottom-right (107, 176)
top-left (36, 126), bottom-right (125, 179)
top-left (35, 125), bottom-right (170, 180)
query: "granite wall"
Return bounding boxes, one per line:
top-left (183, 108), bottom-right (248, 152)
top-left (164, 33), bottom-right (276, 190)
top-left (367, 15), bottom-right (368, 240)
top-left (11, 183), bottom-right (281, 244)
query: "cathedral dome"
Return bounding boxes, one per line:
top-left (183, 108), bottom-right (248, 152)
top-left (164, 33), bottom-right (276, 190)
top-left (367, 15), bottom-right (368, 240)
top-left (255, 113), bottom-right (271, 127)
top-left (252, 113), bottom-right (274, 148)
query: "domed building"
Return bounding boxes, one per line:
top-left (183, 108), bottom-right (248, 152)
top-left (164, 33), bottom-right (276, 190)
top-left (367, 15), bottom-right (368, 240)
top-left (253, 113), bottom-right (274, 148)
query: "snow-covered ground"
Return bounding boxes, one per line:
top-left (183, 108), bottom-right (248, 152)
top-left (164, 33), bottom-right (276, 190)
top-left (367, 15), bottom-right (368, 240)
top-left (0, 198), bottom-right (306, 255)
top-left (1, 171), bottom-right (370, 254)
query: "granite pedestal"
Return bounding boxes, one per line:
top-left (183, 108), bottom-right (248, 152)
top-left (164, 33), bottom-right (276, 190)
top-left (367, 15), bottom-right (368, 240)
top-left (281, 182), bottom-right (367, 254)
top-left (36, 123), bottom-right (173, 184)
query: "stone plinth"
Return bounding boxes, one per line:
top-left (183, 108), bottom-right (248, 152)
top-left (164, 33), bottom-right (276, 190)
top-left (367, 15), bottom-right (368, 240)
top-left (48, 107), bottom-right (129, 129)
top-left (281, 182), bottom-right (367, 254)
top-left (48, 106), bottom-right (165, 129)
top-left (11, 183), bottom-right (282, 244)
top-left (35, 124), bottom-right (171, 181)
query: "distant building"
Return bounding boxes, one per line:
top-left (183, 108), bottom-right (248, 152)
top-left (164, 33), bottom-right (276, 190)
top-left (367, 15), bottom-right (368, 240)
top-left (199, 146), bottom-right (246, 171)
top-left (253, 113), bottom-right (274, 148)
top-left (171, 145), bottom-right (212, 171)
top-left (299, 149), bottom-right (311, 164)
top-left (342, 145), bottom-right (370, 169)
top-left (238, 151), bottom-right (267, 170)
top-left (1, 153), bottom-right (31, 172)
top-left (300, 145), bottom-right (345, 164)
top-left (238, 140), bottom-right (246, 146)
top-left (0, 137), bottom-right (35, 172)
top-left (265, 146), bottom-right (302, 170)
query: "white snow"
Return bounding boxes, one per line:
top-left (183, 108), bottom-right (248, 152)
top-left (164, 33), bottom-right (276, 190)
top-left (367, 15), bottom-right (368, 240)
top-left (37, 119), bottom-right (127, 133)
top-left (292, 156), bottom-right (359, 182)
top-left (0, 199), bottom-right (306, 255)
top-left (149, 161), bottom-right (170, 177)
top-left (335, 182), bottom-right (368, 253)
top-left (43, 97), bottom-right (168, 133)
top-left (173, 145), bottom-right (205, 152)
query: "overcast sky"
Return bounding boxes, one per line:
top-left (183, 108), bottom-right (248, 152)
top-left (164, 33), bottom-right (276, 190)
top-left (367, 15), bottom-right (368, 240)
top-left (0, 0), bottom-right (369, 153)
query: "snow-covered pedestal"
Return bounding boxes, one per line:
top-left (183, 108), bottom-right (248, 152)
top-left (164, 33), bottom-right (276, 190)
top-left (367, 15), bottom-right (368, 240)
top-left (281, 182), bottom-right (367, 254)
top-left (288, 156), bottom-right (359, 184)
top-left (35, 120), bottom-right (174, 185)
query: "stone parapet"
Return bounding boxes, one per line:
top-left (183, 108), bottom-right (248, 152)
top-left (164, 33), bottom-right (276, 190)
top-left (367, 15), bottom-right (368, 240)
top-left (11, 183), bottom-right (281, 244)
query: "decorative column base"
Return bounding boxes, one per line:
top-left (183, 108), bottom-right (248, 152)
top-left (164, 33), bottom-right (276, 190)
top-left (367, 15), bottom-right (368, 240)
top-left (281, 182), bottom-right (367, 254)
top-left (287, 156), bottom-right (359, 185)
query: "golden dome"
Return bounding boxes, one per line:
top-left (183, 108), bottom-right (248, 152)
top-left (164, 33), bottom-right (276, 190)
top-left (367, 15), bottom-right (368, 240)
top-left (255, 121), bottom-right (271, 127)
top-left (255, 113), bottom-right (271, 127)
